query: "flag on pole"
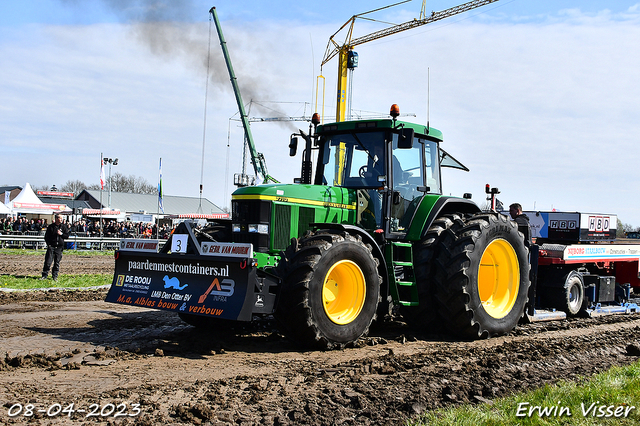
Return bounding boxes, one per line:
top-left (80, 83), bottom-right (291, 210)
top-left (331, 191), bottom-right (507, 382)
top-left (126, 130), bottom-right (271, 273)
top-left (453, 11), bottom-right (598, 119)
top-left (100, 156), bottom-right (105, 190)
top-left (158, 158), bottom-right (164, 213)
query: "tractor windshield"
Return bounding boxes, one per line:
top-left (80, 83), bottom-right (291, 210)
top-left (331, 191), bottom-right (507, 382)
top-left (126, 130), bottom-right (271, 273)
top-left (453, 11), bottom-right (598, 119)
top-left (319, 130), bottom-right (442, 193)
top-left (319, 129), bottom-right (443, 231)
top-left (320, 131), bottom-right (387, 188)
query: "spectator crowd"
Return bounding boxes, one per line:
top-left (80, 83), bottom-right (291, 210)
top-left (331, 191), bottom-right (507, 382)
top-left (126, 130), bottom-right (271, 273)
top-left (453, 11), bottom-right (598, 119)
top-left (1, 216), bottom-right (175, 239)
top-left (1, 217), bottom-right (45, 233)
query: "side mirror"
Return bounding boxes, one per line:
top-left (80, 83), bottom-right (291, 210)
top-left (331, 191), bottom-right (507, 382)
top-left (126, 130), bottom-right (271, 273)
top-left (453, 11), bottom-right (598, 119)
top-left (289, 137), bottom-right (298, 156)
top-left (397, 128), bottom-right (414, 149)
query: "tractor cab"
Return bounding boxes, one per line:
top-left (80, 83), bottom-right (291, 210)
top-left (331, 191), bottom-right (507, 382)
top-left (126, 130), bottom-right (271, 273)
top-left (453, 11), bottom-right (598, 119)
top-left (312, 106), bottom-right (465, 237)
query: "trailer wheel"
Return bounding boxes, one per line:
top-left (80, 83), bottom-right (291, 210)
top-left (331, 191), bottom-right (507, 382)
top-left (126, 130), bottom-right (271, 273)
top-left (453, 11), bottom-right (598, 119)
top-left (400, 214), bottom-right (463, 330)
top-left (434, 213), bottom-right (530, 339)
top-left (275, 230), bottom-right (381, 349)
top-left (550, 271), bottom-right (585, 316)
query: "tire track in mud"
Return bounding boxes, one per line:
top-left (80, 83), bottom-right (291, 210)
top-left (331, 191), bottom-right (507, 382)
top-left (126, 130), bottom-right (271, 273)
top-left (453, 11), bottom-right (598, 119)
top-left (2, 254), bottom-right (640, 425)
top-left (1, 288), bottom-right (640, 425)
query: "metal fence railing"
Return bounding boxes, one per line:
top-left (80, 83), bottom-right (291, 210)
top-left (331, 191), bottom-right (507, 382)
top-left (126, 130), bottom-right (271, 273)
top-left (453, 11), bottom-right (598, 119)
top-left (0, 233), bottom-right (167, 251)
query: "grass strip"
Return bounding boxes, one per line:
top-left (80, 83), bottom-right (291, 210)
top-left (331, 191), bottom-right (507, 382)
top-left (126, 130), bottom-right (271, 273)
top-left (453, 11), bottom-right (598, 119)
top-left (0, 274), bottom-right (111, 290)
top-left (0, 248), bottom-right (113, 256)
top-left (410, 360), bottom-right (640, 426)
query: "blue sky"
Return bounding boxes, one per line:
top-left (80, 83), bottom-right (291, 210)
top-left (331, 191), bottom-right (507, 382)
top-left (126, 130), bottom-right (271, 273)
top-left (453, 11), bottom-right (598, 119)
top-left (2, 1), bottom-right (638, 25)
top-left (1, 1), bottom-right (640, 225)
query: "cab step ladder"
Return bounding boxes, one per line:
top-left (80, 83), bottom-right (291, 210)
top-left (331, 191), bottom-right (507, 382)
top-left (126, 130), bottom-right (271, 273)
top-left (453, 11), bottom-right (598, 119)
top-left (386, 241), bottom-right (418, 306)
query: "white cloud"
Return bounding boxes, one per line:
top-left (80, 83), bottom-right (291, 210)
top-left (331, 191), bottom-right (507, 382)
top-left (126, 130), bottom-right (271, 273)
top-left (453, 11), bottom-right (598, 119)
top-left (1, 7), bottom-right (639, 223)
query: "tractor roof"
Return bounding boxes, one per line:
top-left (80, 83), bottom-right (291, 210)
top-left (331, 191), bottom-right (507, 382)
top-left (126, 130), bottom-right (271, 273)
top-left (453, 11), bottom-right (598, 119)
top-left (317, 119), bottom-right (443, 142)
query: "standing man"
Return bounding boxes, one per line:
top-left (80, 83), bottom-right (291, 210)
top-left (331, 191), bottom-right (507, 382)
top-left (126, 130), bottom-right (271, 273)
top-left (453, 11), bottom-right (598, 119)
top-left (509, 203), bottom-right (532, 246)
top-left (42, 214), bottom-right (69, 280)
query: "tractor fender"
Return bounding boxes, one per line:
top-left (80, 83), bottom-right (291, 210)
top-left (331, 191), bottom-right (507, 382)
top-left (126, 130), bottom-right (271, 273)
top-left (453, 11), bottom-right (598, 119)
top-left (405, 195), bottom-right (481, 241)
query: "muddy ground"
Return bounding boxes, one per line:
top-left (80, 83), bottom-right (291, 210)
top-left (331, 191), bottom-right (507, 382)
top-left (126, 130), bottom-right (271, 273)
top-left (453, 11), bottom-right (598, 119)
top-left (0, 254), bottom-right (114, 278)
top-left (1, 253), bottom-right (640, 425)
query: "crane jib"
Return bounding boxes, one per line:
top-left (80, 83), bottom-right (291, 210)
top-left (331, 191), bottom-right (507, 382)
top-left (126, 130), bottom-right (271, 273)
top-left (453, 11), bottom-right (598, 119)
top-left (209, 7), bottom-right (270, 183)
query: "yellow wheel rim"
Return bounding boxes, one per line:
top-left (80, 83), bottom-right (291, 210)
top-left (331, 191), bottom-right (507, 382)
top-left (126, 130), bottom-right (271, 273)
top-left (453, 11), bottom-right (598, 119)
top-left (478, 239), bottom-right (520, 319)
top-left (322, 260), bottom-right (366, 325)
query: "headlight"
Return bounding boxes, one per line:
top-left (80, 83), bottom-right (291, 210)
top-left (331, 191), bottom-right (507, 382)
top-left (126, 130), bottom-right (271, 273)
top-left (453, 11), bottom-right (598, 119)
top-left (248, 224), bottom-right (269, 234)
top-left (232, 224), bottom-right (241, 232)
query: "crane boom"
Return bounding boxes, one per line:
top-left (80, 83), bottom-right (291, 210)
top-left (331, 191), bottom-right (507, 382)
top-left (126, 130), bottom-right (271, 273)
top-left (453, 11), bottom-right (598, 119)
top-left (209, 7), bottom-right (278, 184)
top-left (321, 0), bottom-right (499, 122)
top-left (355, 0), bottom-right (497, 52)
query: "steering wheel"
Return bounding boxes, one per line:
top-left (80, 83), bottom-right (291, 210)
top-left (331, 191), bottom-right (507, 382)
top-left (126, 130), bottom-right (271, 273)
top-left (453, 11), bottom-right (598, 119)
top-left (359, 165), bottom-right (368, 178)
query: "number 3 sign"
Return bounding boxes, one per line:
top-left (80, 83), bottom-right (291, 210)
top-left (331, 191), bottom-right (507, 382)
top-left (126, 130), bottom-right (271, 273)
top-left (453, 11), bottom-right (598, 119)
top-left (171, 234), bottom-right (188, 253)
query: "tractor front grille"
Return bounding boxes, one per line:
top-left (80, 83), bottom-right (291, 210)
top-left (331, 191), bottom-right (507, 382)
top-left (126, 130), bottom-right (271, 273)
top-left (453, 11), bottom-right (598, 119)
top-left (299, 207), bottom-right (315, 237)
top-left (232, 199), bottom-right (270, 223)
top-left (232, 199), bottom-right (271, 253)
top-left (273, 204), bottom-right (291, 251)
top-left (231, 198), bottom-right (315, 253)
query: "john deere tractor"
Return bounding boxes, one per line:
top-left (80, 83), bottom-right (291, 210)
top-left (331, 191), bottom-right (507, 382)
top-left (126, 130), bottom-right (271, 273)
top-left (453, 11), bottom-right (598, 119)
top-left (107, 105), bottom-right (531, 349)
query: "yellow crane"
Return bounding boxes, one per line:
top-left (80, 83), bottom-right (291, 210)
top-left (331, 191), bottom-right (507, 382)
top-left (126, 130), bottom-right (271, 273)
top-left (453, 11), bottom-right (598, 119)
top-left (320, 0), bottom-right (500, 122)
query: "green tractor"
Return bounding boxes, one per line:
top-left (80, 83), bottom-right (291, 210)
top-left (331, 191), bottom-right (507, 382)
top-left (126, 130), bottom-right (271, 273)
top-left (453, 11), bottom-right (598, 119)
top-left (107, 106), bottom-right (531, 349)
top-left (274, 106), bottom-right (531, 347)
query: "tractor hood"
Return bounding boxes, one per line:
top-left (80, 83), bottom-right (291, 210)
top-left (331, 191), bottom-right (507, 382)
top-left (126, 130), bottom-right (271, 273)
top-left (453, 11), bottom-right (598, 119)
top-left (232, 183), bottom-right (357, 212)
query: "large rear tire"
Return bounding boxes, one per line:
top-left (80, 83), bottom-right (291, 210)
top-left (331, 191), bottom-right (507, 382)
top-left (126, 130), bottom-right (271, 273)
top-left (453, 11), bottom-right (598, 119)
top-left (275, 230), bottom-right (382, 349)
top-left (434, 213), bottom-right (530, 339)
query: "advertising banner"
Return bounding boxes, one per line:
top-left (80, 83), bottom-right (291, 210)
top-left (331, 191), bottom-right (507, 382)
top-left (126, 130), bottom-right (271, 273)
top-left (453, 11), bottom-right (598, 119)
top-left (525, 211), bottom-right (617, 242)
top-left (37, 191), bottom-right (74, 198)
top-left (105, 251), bottom-right (256, 321)
top-left (119, 239), bottom-right (160, 253)
top-left (130, 213), bottom-right (154, 223)
top-left (563, 245), bottom-right (640, 262)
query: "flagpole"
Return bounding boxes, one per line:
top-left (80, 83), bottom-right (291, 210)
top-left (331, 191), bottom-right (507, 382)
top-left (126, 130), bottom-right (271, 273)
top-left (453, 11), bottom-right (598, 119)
top-left (157, 158), bottom-right (162, 239)
top-left (99, 153), bottom-right (104, 239)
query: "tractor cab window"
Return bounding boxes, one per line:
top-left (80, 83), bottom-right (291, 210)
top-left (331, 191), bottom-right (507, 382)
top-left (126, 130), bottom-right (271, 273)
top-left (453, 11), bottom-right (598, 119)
top-left (389, 137), bottom-right (441, 195)
top-left (390, 135), bottom-right (421, 232)
top-left (424, 140), bottom-right (441, 194)
top-left (321, 131), bottom-right (387, 229)
top-left (321, 131), bottom-right (386, 188)
top-left (390, 137), bottom-right (441, 233)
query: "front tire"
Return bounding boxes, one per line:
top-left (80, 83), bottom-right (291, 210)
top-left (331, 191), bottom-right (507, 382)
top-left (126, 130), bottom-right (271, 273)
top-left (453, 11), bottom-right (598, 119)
top-left (275, 230), bottom-right (382, 349)
top-left (434, 213), bottom-right (530, 339)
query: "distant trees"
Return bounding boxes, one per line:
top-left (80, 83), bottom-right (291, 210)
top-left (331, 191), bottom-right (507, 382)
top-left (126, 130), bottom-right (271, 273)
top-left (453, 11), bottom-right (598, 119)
top-left (60, 180), bottom-right (87, 194)
top-left (616, 220), bottom-right (640, 237)
top-left (106, 172), bottom-right (156, 194)
top-left (618, 221), bottom-right (640, 238)
top-left (10, 175), bottom-right (155, 197)
top-left (53, 175), bottom-right (156, 195)
top-left (32, 184), bottom-right (51, 193)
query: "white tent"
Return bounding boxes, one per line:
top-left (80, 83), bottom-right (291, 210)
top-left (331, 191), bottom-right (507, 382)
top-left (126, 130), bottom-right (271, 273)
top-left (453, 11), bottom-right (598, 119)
top-left (12, 183), bottom-right (43, 204)
top-left (11, 183), bottom-right (71, 214)
top-left (0, 202), bottom-right (10, 215)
